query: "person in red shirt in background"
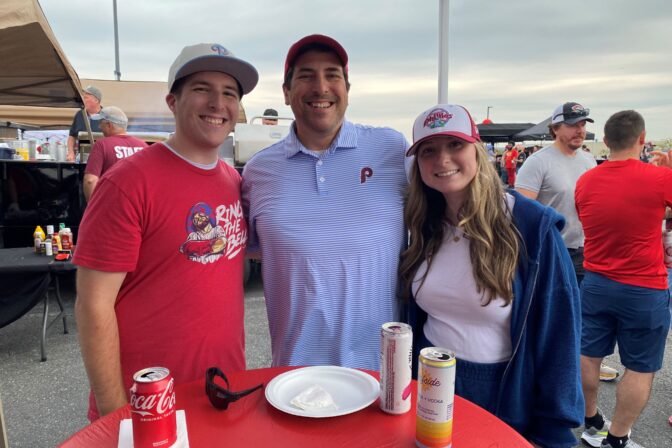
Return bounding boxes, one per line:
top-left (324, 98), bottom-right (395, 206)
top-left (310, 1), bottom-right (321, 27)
top-left (503, 144), bottom-right (518, 187)
top-left (575, 110), bottom-right (672, 448)
top-left (83, 106), bottom-right (148, 201)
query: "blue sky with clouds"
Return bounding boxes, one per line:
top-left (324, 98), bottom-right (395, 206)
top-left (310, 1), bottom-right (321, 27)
top-left (39, 0), bottom-right (672, 142)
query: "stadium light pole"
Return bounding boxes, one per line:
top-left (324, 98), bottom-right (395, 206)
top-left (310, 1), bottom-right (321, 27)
top-left (438, 0), bottom-right (449, 103)
top-left (113, 0), bottom-right (121, 80)
top-left (487, 106), bottom-right (493, 119)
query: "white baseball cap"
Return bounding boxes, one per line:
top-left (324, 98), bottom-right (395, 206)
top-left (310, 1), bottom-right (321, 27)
top-left (168, 43), bottom-right (259, 95)
top-left (90, 106), bottom-right (128, 127)
top-left (406, 104), bottom-right (481, 156)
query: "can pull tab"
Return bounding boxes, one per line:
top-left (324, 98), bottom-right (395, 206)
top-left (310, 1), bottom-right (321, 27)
top-left (140, 371), bottom-right (161, 381)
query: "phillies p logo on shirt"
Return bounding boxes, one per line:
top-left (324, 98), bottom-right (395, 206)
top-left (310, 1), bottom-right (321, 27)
top-left (360, 167), bottom-right (373, 184)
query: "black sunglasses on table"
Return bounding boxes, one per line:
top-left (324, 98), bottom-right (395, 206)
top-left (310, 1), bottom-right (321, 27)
top-left (205, 367), bottom-right (264, 410)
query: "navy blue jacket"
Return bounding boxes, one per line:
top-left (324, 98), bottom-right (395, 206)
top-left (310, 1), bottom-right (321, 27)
top-left (405, 191), bottom-right (584, 447)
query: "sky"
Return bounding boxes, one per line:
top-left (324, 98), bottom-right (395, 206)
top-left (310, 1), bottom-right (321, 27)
top-left (38, 0), bottom-right (672, 143)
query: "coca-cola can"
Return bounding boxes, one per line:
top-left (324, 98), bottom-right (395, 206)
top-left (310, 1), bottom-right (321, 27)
top-left (379, 322), bottom-right (413, 414)
top-left (130, 367), bottom-right (177, 448)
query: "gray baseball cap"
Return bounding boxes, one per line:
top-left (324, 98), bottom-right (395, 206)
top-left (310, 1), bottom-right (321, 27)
top-left (90, 106), bottom-right (128, 127)
top-left (83, 85), bottom-right (102, 102)
top-left (168, 43), bottom-right (258, 95)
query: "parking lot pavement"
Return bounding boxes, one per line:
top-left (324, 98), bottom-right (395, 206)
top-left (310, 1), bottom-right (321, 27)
top-left (0, 271), bottom-right (670, 447)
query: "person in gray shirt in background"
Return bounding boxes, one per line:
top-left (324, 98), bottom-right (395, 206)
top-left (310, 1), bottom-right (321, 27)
top-left (515, 102), bottom-right (618, 383)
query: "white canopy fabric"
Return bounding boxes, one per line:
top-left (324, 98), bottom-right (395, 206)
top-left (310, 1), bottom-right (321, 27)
top-left (0, 0), bottom-right (83, 108)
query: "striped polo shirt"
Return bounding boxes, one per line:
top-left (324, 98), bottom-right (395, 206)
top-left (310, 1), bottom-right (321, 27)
top-left (242, 121), bottom-right (409, 370)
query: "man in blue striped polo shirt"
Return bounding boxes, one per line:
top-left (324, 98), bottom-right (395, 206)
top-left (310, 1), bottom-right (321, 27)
top-left (242, 34), bottom-right (409, 370)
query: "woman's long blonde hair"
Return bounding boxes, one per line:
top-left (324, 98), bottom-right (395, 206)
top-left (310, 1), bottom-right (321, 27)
top-left (399, 141), bottom-right (521, 305)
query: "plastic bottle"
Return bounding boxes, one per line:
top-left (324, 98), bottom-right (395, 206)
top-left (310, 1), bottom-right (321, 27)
top-left (60, 227), bottom-right (73, 251)
top-left (52, 233), bottom-right (62, 252)
top-left (33, 226), bottom-right (45, 254)
top-left (34, 225), bottom-right (45, 240)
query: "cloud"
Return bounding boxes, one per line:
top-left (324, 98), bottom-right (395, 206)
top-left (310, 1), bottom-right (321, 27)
top-left (37, 0), bottom-right (672, 139)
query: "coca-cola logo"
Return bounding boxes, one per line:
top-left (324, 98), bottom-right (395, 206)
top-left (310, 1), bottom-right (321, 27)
top-left (130, 378), bottom-right (176, 417)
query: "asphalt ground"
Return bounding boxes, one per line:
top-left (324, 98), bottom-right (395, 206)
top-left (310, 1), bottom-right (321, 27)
top-left (0, 271), bottom-right (671, 447)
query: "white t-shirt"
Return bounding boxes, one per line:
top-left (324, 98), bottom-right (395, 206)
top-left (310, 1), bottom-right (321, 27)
top-left (412, 195), bottom-right (515, 364)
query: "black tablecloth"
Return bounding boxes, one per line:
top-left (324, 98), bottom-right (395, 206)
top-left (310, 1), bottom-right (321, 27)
top-left (0, 247), bottom-right (74, 273)
top-left (0, 247), bottom-right (75, 328)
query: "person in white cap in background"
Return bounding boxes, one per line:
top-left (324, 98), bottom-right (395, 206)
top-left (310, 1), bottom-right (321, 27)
top-left (67, 85), bottom-right (103, 162)
top-left (83, 106), bottom-right (148, 201)
top-left (73, 43), bottom-right (258, 421)
top-left (242, 34), bottom-right (409, 371)
top-left (400, 104), bottom-right (583, 447)
top-left (515, 102), bottom-right (619, 383)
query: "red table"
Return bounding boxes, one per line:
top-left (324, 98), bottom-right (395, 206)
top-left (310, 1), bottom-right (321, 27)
top-left (59, 367), bottom-right (532, 447)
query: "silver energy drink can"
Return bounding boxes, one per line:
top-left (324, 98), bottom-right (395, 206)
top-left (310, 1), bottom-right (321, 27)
top-left (416, 347), bottom-right (456, 448)
top-left (379, 322), bottom-right (413, 414)
top-left (664, 230), bottom-right (672, 266)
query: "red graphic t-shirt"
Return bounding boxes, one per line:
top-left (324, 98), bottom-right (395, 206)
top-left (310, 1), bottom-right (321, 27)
top-left (74, 143), bottom-right (247, 420)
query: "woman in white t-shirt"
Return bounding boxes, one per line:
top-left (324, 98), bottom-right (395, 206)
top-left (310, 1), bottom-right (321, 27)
top-left (400, 104), bottom-right (583, 448)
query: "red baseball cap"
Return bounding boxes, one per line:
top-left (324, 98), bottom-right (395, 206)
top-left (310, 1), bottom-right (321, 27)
top-left (284, 34), bottom-right (349, 79)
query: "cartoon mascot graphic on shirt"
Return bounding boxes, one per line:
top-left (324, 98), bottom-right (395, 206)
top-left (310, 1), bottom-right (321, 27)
top-left (179, 202), bottom-right (227, 264)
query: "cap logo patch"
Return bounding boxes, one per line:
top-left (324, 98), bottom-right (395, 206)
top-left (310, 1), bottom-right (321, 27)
top-left (571, 104), bottom-right (585, 112)
top-left (423, 108), bottom-right (453, 129)
top-left (210, 44), bottom-right (231, 56)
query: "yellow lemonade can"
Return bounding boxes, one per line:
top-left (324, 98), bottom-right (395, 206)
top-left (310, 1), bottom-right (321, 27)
top-left (416, 347), bottom-right (456, 448)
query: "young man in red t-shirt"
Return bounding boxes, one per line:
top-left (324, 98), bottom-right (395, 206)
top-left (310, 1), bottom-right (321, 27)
top-left (73, 44), bottom-right (259, 421)
top-left (575, 110), bottom-right (672, 448)
top-left (83, 106), bottom-right (148, 201)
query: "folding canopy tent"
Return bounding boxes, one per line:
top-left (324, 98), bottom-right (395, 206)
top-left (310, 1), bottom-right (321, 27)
top-left (0, 2), bottom-right (246, 132)
top-left (0, 0), bottom-right (84, 108)
top-left (476, 122), bottom-right (536, 143)
top-left (0, 0), bottom-right (90, 138)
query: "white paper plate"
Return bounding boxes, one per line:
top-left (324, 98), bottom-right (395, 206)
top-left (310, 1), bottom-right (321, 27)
top-left (265, 366), bottom-right (380, 418)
